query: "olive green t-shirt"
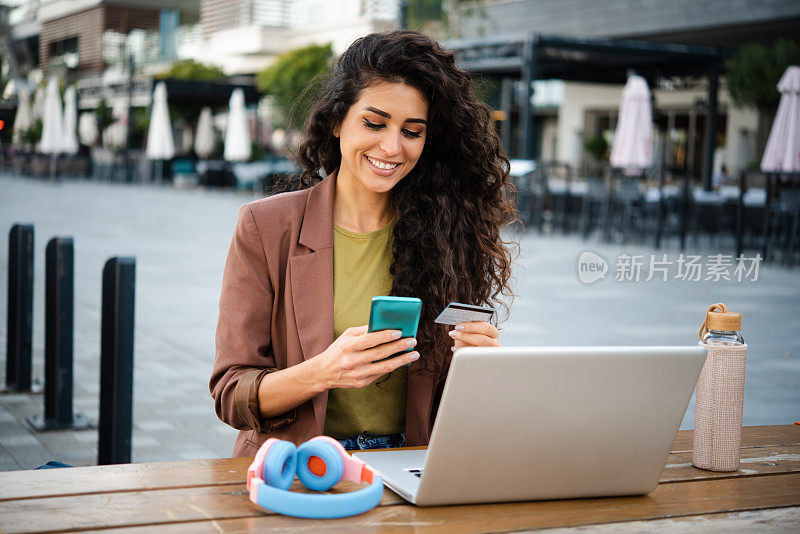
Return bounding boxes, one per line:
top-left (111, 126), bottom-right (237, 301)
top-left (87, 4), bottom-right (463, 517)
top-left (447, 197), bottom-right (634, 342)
top-left (323, 219), bottom-right (408, 439)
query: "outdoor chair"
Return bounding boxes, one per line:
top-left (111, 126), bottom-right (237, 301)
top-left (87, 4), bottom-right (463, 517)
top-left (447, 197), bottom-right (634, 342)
top-left (508, 168), bottom-right (536, 226)
top-left (638, 182), bottom-right (683, 248)
top-left (763, 184), bottom-right (800, 265)
top-left (604, 176), bottom-right (644, 244)
top-left (736, 187), bottom-right (767, 253)
top-left (566, 181), bottom-right (586, 234)
top-left (538, 162), bottom-right (574, 234)
top-left (580, 178), bottom-right (608, 240)
top-left (10, 153), bottom-right (30, 175)
top-left (30, 154), bottom-right (51, 177)
top-left (690, 187), bottom-right (727, 247)
top-left (519, 167), bottom-right (549, 233)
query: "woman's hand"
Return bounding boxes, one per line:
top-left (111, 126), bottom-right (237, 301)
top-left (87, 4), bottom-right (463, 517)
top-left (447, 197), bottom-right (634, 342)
top-left (314, 325), bottom-right (419, 389)
top-left (449, 321), bottom-right (501, 352)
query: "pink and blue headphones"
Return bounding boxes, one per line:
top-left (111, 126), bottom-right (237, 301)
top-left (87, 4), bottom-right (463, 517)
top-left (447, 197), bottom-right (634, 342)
top-left (247, 435), bottom-right (384, 518)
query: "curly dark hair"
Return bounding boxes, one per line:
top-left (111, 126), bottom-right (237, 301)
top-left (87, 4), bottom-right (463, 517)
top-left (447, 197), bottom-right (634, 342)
top-left (285, 30), bottom-right (518, 379)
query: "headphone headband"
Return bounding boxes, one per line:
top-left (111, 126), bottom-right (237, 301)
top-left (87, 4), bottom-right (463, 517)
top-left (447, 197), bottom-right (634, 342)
top-left (247, 436), bottom-right (384, 519)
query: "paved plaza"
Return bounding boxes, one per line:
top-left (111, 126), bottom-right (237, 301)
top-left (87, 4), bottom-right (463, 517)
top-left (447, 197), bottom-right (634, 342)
top-left (1, 173), bottom-right (798, 471)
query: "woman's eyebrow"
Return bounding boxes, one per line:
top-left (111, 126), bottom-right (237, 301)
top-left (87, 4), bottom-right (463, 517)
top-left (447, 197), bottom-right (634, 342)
top-left (363, 107), bottom-right (428, 125)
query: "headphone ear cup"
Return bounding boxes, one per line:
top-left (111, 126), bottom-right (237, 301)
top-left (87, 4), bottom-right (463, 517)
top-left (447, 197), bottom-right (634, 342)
top-left (263, 440), bottom-right (297, 491)
top-left (296, 441), bottom-right (344, 491)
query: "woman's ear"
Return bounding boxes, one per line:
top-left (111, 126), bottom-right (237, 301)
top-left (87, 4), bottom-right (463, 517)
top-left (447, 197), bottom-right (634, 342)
top-left (333, 123), bottom-right (340, 138)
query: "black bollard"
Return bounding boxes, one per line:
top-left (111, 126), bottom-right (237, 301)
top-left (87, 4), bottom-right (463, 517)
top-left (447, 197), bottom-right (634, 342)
top-left (97, 257), bottom-right (136, 465)
top-left (4, 224), bottom-right (34, 393)
top-left (28, 237), bottom-right (92, 431)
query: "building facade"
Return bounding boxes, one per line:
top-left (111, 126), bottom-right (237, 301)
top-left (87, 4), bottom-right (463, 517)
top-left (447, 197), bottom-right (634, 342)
top-left (453, 0), bottom-right (800, 177)
top-left (192, 0), bottom-right (399, 75)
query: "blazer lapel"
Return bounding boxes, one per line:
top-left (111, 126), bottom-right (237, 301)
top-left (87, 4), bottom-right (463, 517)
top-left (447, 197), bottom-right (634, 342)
top-left (289, 173), bottom-right (336, 429)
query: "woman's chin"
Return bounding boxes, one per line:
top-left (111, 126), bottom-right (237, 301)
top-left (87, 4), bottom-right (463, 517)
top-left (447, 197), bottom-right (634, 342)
top-left (358, 172), bottom-right (405, 194)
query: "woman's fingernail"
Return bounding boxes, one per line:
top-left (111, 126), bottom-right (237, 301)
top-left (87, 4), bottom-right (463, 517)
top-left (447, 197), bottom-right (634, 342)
top-left (392, 330), bottom-right (402, 338)
top-left (406, 339), bottom-right (417, 348)
top-left (448, 330), bottom-right (457, 338)
top-left (455, 325), bottom-right (464, 331)
top-left (409, 351), bottom-right (420, 360)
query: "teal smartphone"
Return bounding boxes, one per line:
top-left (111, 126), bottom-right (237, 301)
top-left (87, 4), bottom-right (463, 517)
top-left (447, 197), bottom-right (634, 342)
top-left (368, 296), bottom-right (422, 362)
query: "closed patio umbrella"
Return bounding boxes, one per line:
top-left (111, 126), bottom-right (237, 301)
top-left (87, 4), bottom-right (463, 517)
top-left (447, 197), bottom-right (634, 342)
top-left (224, 88), bottom-right (251, 162)
top-left (610, 74), bottom-right (657, 245)
top-left (31, 84), bottom-right (45, 121)
top-left (62, 86), bottom-right (80, 156)
top-left (761, 66), bottom-right (800, 173)
top-left (145, 81), bottom-right (175, 182)
top-left (610, 74), bottom-right (653, 173)
top-left (40, 79), bottom-right (64, 155)
top-left (12, 86), bottom-right (32, 147)
top-left (194, 106), bottom-right (215, 159)
top-left (78, 112), bottom-right (98, 147)
top-left (759, 65), bottom-right (800, 262)
top-left (40, 78), bottom-right (64, 179)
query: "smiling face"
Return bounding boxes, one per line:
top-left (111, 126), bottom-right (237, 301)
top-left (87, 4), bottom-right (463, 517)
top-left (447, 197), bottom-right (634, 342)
top-left (334, 81), bottom-right (428, 197)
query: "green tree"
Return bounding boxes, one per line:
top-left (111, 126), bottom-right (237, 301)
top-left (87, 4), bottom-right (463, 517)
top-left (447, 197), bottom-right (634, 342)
top-left (404, 0), bottom-right (488, 39)
top-left (155, 59), bottom-right (226, 82)
top-left (95, 98), bottom-right (115, 134)
top-left (256, 43), bottom-right (333, 131)
top-left (726, 39), bottom-right (800, 114)
top-left (20, 118), bottom-right (42, 147)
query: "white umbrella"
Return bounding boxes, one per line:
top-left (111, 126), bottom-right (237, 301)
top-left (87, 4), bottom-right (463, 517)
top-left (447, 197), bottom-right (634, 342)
top-left (610, 74), bottom-right (653, 174)
top-left (39, 78), bottom-right (64, 155)
top-left (31, 84), bottom-right (45, 121)
top-left (224, 88), bottom-right (251, 162)
top-left (761, 65), bottom-right (800, 173)
top-left (103, 119), bottom-right (126, 151)
top-left (12, 86), bottom-right (32, 147)
top-left (78, 112), bottom-right (98, 146)
top-left (145, 81), bottom-right (175, 160)
top-left (194, 107), bottom-right (215, 158)
top-left (146, 82), bottom-right (175, 183)
top-left (62, 86), bottom-right (79, 155)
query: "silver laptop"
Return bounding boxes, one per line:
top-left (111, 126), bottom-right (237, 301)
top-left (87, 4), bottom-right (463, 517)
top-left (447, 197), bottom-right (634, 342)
top-left (354, 345), bottom-right (706, 506)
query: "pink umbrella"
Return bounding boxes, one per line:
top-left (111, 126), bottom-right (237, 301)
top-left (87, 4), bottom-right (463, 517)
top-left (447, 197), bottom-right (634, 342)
top-left (761, 65), bottom-right (800, 173)
top-left (610, 75), bottom-right (653, 174)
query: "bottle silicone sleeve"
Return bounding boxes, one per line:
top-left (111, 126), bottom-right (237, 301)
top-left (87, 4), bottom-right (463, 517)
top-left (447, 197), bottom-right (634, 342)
top-left (692, 341), bottom-right (747, 471)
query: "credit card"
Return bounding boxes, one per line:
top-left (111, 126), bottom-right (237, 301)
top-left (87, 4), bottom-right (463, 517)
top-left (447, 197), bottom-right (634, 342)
top-left (434, 302), bottom-right (495, 325)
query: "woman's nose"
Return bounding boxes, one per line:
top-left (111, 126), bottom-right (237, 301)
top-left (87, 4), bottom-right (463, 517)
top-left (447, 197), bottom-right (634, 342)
top-left (378, 130), bottom-right (402, 157)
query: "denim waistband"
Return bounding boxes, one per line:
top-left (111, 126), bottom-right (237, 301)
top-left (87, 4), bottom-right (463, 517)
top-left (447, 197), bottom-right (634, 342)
top-left (337, 432), bottom-right (405, 451)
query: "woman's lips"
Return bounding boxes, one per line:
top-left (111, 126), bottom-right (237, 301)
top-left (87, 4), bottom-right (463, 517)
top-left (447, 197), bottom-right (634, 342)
top-left (364, 154), bottom-right (401, 176)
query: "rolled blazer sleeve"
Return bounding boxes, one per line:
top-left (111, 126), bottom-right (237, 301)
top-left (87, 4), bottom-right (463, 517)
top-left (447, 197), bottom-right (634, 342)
top-left (210, 204), bottom-right (296, 433)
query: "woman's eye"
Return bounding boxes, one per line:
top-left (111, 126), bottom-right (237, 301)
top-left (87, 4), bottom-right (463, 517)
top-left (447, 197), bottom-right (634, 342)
top-left (363, 119), bottom-right (422, 139)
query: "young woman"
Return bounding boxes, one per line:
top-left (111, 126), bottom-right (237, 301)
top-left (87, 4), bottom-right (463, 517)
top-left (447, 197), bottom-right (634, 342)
top-left (211, 30), bottom-right (517, 456)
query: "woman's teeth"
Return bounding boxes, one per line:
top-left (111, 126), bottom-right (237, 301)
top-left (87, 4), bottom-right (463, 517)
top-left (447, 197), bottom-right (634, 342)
top-left (366, 156), bottom-right (399, 170)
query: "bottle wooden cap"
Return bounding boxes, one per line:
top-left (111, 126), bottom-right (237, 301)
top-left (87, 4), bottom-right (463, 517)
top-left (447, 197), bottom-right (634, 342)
top-left (707, 310), bottom-right (742, 331)
top-left (699, 302), bottom-right (742, 339)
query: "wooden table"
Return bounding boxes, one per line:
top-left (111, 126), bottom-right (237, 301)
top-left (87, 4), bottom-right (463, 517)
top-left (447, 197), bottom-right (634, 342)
top-left (1, 425), bottom-right (798, 533)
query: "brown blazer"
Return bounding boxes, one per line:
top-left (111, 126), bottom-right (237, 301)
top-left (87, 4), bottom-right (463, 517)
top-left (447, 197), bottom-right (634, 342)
top-left (210, 172), bottom-right (442, 457)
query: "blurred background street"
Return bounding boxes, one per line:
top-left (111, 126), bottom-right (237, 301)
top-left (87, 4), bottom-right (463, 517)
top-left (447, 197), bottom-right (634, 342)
top-left (1, 174), bottom-right (798, 470)
top-left (1, 0), bottom-right (799, 471)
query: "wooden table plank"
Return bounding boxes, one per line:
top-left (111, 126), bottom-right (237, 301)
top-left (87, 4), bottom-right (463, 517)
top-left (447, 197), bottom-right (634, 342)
top-left (670, 425), bottom-right (800, 453)
top-left (0, 458), bottom-right (251, 502)
top-left (67, 508), bottom-right (800, 534)
top-left (661, 444), bottom-right (800, 482)
top-left (2, 426), bottom-right (798, 502)
top-left (6, 473), bottom-right (797, 534)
